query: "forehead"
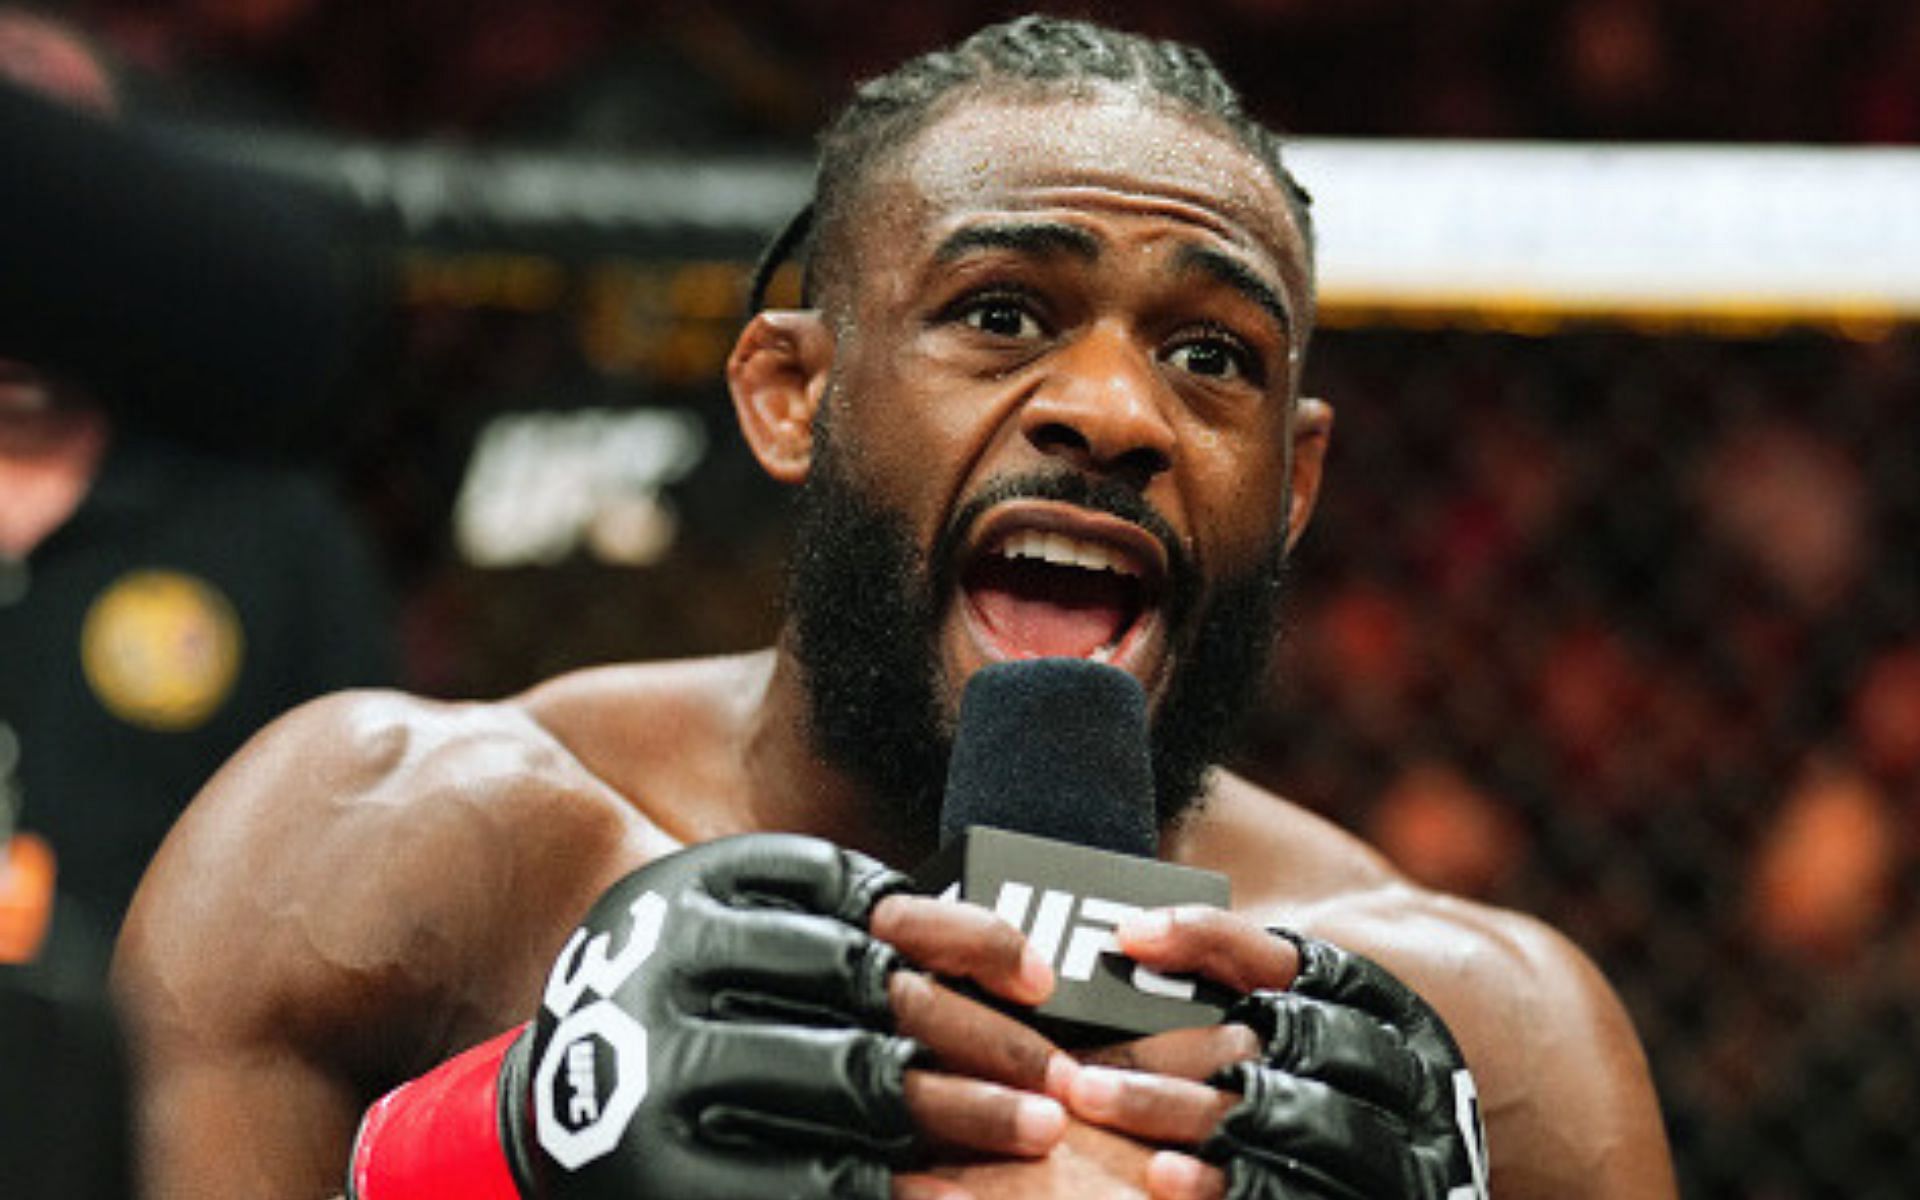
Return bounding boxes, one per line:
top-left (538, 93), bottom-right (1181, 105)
top-left (861, 89), bottom-right (1309, 300)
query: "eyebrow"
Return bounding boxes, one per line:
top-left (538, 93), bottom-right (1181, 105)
top-left (932, 221), bottom-right (1102, 264)
top-left (929, 220), bottom-right (1294, 337)
top-left (1175, 244), bottom-right (1294, 337)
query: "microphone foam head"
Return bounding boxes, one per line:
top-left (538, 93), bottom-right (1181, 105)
top-left (940, 658), bottom-right (1159, 858)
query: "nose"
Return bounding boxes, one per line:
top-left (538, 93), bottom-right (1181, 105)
top-left (1019, 322), bottom-right (1176, 488)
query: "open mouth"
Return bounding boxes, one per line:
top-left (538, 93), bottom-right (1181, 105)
top-left (960, 519), bottom-right (1164, 663)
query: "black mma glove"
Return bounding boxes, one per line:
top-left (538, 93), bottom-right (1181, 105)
top-left (351, 833), bottom-right (923, 1200)
top-left (1202, 932), bottom-right (1490, 1200)
top-left (511, 833), bottom-right (922, 1197)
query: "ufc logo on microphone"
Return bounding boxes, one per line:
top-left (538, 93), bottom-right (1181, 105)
top-left (989, 882), bottom-right (1196, 1000)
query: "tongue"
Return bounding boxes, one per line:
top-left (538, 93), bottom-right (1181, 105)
top-left (967, 560), bottom-right (1134, 659)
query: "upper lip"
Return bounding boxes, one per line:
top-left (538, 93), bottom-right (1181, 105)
top-left (959, 500), bottom-right (1171, 595)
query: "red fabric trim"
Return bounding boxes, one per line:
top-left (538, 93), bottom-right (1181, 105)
top-left (350, 1025), bottom-right (526, 1200)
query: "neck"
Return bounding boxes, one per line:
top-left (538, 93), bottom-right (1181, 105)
top-left (740, 636), bottom-right (942, 869)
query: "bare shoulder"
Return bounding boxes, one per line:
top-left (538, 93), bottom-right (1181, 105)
top-left (114, 688), bottom-right (675, 1078)
top-left (1183, 773), bottom-right (1676, 1198)
top-left (517, 652), bottom-right (774, 842)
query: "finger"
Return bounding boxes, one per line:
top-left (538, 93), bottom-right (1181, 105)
top-left (1066, 1065), bottom-right (1237, 1145)
top-left (904, 1069), bottom-right (1067, 1157)
top-left (683, 892), bottom-right (896, 1025)
top-left (1079, 1024), bottom-right (1261, 1081)
top-left (689, 1026), bottom-right (918, 1151)
top-left (1228, 991), bottom-right (1424, 1113)
top-left (890, 970), bottom-right (1076, 1096)
top-left (1285, 935), bottom-right (1464, 1067)
top-left (1207, 1065), bottom-right (1411, 1197)
top-left (1147, 1151), bottom-right (1228, 1200)
top-left (1114, 907), bottom-right (1298, 993)
top-left (894, 1172), bottom-right (978, 1200)
top-left (873, 894), bottom-right (1053, 1005)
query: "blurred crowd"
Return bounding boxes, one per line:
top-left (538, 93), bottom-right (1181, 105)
top-left (1253, 327), bottom-right (1920, 1197)
top-left (65, 0), bottom-right (1920, 146)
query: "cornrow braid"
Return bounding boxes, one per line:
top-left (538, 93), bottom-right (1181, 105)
top-left (746, 201), bottom-right (814, 312)
top-left (748, 14), bottom-right (1314, 317)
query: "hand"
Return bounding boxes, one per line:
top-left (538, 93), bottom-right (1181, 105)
top-left (1061, 910), bottom-right (1489, 1200)
top-left (509, 833), bottom-right (1073, 1200)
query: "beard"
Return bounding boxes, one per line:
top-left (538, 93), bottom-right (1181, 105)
top-left (786, 415), bottom-right (1291, 844)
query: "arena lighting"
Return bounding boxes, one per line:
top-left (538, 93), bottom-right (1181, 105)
top-left (1287, 140), bottom-right (1920, 334)
top-left (452, 407), bottom-right (707, 568)
top-left (181, 126), bottom-right (1920, 332)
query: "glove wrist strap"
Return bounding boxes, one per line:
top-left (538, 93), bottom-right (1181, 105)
top-left (349, 1025), bottom-right (527, 1200)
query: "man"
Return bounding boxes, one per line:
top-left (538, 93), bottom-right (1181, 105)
top-left (0, 7), bottom-right (395, 943)
top-left (0, 10), bottom-right (388, 1199)
top-left (115, 16), bottom-right (1674, 1199)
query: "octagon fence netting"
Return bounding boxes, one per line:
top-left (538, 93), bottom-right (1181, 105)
top-left (1240, 325), bottom-right (1920, 1199)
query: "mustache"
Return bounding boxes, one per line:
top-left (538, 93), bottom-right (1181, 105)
top-left (929, 470), bottom-right (1198, 620)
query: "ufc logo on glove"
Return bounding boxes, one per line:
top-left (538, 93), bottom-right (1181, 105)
top-left (535, 890), bottom-right (668, 1169)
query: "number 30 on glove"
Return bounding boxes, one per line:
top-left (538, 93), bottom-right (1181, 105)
top-left (1203, 932), bottom-right (1491, 1200)
top-left (348, 834), bottom-right (922, 1200)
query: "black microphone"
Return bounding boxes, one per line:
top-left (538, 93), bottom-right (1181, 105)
top-left (918, 658), bottom-right (1233, 1046)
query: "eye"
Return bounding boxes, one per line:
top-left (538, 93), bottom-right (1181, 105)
top-left (1165, 333), bottom-right (1259, 384)
top-left (956, 295), bottom-right (1045, 340)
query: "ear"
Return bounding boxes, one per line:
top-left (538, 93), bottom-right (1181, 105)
top-left (1284, 396), bottom-right (1334, 552)
top-left (727, 310), bottom-right (835, 485)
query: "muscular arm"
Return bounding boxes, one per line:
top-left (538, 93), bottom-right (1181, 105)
top-left (111, 691), bottom-right (1130, 1200)
top-left (1100, 888), bottom-right (1676, 1200)
top-left (1363, 902), bottom-right (1675, 1199)
top-left (117, 691), bottom-right (1663, 1200)
top-left (112, 691), bottom-right (666, 1200)
top-left (982, 894), bottom-right (1673, 1200)
top-left (1105, 782), bottom-right (1676, 1200)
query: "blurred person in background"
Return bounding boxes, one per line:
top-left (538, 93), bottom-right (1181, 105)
top-left (0, 3), bottom-right (396, 966)
top-left (4, 10), bottom-right (397, 1194)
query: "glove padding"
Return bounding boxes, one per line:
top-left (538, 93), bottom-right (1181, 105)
top-left (1202, 932), bottom-right (1490, 1200)
top-left (501, 833), bottom-right (922, 1199)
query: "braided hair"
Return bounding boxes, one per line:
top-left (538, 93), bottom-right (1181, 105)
top-left (748, 14), bottom-right (1315, 317)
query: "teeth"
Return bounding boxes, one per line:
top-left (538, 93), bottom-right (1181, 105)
top-left (997, 530), bottom-right (1139, 576)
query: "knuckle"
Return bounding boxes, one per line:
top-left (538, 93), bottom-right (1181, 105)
top-left (977, 915), bottom-right (1029, 968)
top-left (1081, 1040), bottom-right (1142, 1071)
top-left (980, 1089), bottom-right (1028, 1144)
top-left (1171, 903), bottom-right (1231, 935)
top-left (889, 970), bottom-right (938, 1031)
top-left (1215, 1022), bottom-right (1264, 1064)
top-left (1000, 1029), bottom-right (1055, 1087)
top-left (869, 893), bottom-right (913, 940)
top-left (934, 906), bottom-right (1027, 976)
top-left (901, 1068), bottom-right (938, 1122)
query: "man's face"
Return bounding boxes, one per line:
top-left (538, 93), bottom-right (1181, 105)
top-left (781, 89), bottom-right (1326, 822)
